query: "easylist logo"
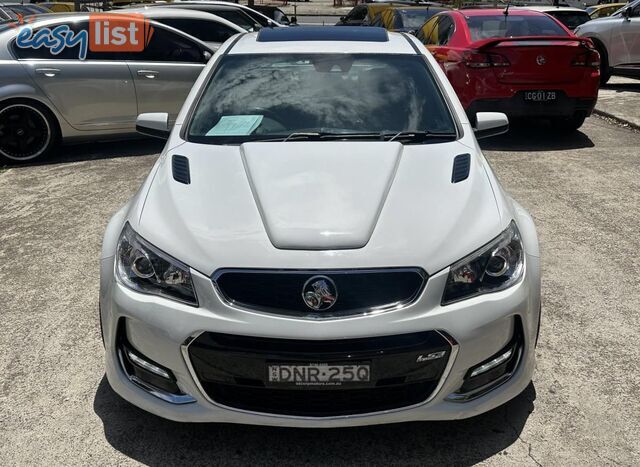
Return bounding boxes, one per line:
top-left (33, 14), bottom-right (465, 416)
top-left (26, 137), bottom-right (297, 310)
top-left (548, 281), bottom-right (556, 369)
top-left (89, 14), bottom-right (154, 53)
top-left (15, 14), bottom-right (154, 60)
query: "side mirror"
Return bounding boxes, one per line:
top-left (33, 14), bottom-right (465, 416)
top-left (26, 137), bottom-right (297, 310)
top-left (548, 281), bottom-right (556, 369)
top-left (473, 112), bottom-right (509, 139)
top-left (290, 15), bottom-right (298, 24)
top-left (136, 113), bottom-right (170, 140)
top-left (340, 16), bottom-right (346, 21)
top-left (622, 7), bottom-right (633, 19)
top-left (203, 50), bottom-right (213, 61)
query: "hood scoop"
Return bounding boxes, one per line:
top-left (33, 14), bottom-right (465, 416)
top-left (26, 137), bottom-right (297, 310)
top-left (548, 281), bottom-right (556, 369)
top-left (241, 142), bottom-right (403, 250)
top-left (172, 155), bottom-right (191, 185)
top-left (451, 153), bottom-right (471, 183)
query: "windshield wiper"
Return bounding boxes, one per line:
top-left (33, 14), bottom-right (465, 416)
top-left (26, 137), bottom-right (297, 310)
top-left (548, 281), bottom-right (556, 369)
top-left (251, 130), bottom-right (457, 144)
top-left (384, 131), bottom-right (458, 143)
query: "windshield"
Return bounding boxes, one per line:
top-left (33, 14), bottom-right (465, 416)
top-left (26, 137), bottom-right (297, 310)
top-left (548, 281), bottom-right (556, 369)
top-left (548, 11), bottom-right (590, 29)
top-left (465, 15), bottom-right (568, 41)
top-left (187, 54), bottom-right (456, 144)
top-left (398, 9), bottom-right (444, 29)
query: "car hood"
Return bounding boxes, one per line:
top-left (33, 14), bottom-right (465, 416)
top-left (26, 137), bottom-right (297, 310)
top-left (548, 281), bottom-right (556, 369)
top-left (137, 140), bottom-right (503, 275)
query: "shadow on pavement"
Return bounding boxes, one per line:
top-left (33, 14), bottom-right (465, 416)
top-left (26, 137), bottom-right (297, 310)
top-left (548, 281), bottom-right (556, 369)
top-left (1, 138), bottom-right (164, 169)
top-left (94, 376), bottom-right (536, 466)
top-left (601, 82), bottom-right (640, 93)
top-left (480, 121), bottom-right (594, 152)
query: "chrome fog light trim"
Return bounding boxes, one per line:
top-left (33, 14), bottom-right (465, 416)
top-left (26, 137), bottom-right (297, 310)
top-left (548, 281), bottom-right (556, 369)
top-left (127, 349), bottom-right (172, 380)
top-left (469, 348), bottom-right (513, 378)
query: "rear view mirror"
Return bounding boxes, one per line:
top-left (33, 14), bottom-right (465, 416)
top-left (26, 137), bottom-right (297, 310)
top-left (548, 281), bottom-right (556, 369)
top-left (136, 113), bottom-right (170, 140)
top-left (473, 112), bottom-right (509, 139)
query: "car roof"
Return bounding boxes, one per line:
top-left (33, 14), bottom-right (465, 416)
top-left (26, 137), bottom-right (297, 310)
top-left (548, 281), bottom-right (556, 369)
top-left (111, 7), bottom-right (245, 31)
top-left (588, 2), bottom-right (625, 9)
top-left (458, 8), bottom-right (551, 16)
top-left (230, 27), bottom-right (417, 55)
top-left (516, 6), bottom-right (588, 12)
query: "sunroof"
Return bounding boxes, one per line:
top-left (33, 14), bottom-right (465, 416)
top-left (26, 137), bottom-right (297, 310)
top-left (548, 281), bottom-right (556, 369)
top-left (257, 26), bottom-right (389, 43)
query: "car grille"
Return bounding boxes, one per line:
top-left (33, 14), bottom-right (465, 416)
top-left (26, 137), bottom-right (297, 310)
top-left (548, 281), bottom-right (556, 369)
top-left (185, 331), bottom-right (452, 417)
top-left (213, 268), bottom-right (427, 318)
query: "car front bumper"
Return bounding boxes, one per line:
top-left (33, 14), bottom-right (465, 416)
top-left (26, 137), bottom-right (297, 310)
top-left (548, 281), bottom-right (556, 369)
top-left (99, 254), bottom-right (540, 427)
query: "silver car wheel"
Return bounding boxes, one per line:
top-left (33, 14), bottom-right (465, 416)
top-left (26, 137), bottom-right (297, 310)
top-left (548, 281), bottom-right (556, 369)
top-left (0, 104), bottom-right (52, 161)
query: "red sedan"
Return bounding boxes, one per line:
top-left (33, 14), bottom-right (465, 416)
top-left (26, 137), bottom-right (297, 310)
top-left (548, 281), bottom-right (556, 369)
top-left (416, 9), bottom-right (600, 131)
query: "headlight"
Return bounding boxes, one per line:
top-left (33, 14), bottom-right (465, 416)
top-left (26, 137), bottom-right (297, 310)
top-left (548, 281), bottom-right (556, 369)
top-left (116, 223), bottom-right (198, 306)
top-left (442, 221), bottom-right (524, 305)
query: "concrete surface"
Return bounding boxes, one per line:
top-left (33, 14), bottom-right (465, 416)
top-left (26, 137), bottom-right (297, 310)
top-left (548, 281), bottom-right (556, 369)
top-left (595, 77), bottom-right (640, 130)
top-left (0, 117), bottom-right (639, 465)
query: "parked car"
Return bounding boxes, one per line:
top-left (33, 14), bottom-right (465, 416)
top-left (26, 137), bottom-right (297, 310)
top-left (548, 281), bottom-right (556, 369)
top-left (336, 3), bottom-right (406, 26)
top-left (101, 26), bottom-right (540, 426)
top-left (417, 9), bottom-right (600, 131)
top-left (113, 7), bottom-right (245, 50)
top-left (0, 7), bottom-right (18, 21)
top-left (336, 1), bottom-right (439, 26)
top-left (0, 3), bottom-right (51, 17)
top-left (170, 0), bottom-right (282, 28)
top-left (575, 0), bottom-right (640, 83)
top-left (250, 5), bottom-right (292, 25)
top-left (151, 2), bottom-right (263, 31)
top-left (586, 3), bottom-right (627, 19)
top-left (0, 14), bottom-right (213, 163)
top-left (374, 5), bottom-right (449, 32)
top-left (517, 6), bottom-right (592, 30)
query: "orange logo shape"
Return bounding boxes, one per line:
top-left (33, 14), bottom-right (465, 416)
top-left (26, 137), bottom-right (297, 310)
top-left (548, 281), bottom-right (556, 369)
top-left (89, 14), bottom-right (154, 53)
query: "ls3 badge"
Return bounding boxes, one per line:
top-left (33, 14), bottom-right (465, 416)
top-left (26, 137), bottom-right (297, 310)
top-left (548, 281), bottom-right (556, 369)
top-left (416, 351), bottom-right (447, 363)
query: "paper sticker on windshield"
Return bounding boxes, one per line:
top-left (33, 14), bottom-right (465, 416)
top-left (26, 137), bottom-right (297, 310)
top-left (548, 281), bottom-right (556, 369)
top-left (206, 115), bottom-right (263, 136)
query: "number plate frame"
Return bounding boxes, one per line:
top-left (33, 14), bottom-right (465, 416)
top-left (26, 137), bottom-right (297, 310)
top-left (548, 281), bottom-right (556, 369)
top-left (267, 362), bottom-right (371, 388)
top-left (523, 90), bottom-right (558, 102)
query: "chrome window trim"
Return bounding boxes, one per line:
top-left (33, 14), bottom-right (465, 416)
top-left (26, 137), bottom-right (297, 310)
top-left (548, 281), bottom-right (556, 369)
top-left (180, 330), bottom-right (459, 421)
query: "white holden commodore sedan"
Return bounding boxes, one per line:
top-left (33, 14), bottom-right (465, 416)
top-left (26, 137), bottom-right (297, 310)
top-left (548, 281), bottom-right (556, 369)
top-left (100, 27), bottom-right (541, 426)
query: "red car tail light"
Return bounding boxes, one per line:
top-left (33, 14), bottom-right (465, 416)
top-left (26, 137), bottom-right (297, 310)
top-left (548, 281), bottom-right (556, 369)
top-left (463, 51), bottom-right (510, 68)
top-left (571, 49), bottom-right (600, 68)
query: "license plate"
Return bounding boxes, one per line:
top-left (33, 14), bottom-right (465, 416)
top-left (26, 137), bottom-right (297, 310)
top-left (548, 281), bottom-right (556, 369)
top-left (268, 363), bottom-right (370, 387)
top-left (524, 91), bottom-right (557, 102)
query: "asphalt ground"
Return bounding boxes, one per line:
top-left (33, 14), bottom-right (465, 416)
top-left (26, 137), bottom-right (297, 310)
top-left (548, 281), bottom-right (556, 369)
top-left (0, 116), bottom-right (639, 465)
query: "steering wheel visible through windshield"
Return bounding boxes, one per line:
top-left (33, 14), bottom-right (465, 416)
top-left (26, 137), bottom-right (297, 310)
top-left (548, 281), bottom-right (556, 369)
top-left (186, 53), bottom-right (457, 144)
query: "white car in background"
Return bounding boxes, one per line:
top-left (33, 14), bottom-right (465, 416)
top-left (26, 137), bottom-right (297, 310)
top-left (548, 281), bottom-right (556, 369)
top-left (516, 6), bottom-right (591, 30)
top-left (575, 0), bottom-right (640, 83)
top-left (112, 8), bottom-right (245, 51)
top-left (100, 27), bottom-right (541, 426)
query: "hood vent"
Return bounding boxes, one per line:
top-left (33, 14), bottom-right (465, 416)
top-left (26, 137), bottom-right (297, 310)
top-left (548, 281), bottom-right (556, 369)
top-left (451, 154), bottom-right (471, 183)
top-left (172, 155), bottom-right (191, 185)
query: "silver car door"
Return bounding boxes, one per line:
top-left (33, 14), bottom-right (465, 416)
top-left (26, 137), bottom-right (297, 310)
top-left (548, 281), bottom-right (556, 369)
top-left (621, 3), bottom-right (640, 66)
top-left (125, 26), bottom-right (208, 121)
top-left (13, 21), bottom-right (137, 131)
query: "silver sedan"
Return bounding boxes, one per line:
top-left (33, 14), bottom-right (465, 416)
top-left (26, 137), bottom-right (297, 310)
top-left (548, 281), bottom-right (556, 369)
top-left (0, 14), bottom-right (216, 163)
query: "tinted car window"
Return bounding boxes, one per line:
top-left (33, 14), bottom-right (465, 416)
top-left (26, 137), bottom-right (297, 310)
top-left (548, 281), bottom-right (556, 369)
top-left (160, 18), bottom-right (236, 43)
top-left (397, 8), bottom-right (446, 30)
top-left (547, 11), bottom-right (590, 29)
top-left (417, 16), bottom-right (440, 45)
top-left (347, 5), bottom-right (367, 21)
top-left (132, 27), bottom-right (205, 63)
top-left (465, 15), bottom-right (568, 41)
top-left (436, 15), bottom-right (454, 45)
top-left (188, 54), bottom-right (456, 144)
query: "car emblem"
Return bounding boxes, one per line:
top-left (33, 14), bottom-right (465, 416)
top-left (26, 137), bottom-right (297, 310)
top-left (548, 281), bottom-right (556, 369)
top-left (302, 276), bottom-right (338, 311)
top-left (536, 55), bottom-right (547, 66)
top-left (416, 351), bottom-right (447, 363)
